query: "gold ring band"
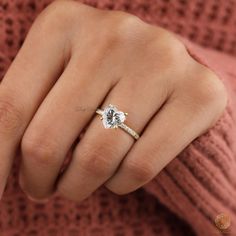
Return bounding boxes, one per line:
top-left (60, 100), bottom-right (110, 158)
top-left (96, 104), bottom-right (140, 140)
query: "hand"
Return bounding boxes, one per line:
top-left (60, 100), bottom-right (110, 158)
top-left (0, 0), bottom-right (227, 202)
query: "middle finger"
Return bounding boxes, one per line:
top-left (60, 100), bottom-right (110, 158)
top-left (19, 54), bottom-right (114, 200)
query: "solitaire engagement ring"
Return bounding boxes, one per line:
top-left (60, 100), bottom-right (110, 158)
top-left (96, 104), bottom-right (140, 140)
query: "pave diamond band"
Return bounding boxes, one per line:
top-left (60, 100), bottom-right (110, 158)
top-left (96, 104), bottom-right (140, 140)
top-left (118, 123), bottom-right (140, 140)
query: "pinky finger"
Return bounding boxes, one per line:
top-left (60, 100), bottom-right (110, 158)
top-left (105, 87), bottom-right (223, 194)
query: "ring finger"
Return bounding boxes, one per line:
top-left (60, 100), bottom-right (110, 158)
top-left (57, 72), bottom-right (170, 202)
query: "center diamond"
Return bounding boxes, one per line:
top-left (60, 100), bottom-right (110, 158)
top-left (102, 104), bottom-right (126, 129)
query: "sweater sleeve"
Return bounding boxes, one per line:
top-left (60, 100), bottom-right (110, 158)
top-left (143, 38), bottom-right (236, 236)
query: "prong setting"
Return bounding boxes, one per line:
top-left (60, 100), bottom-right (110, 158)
top-left (96, 104), bottom-right (139, 140)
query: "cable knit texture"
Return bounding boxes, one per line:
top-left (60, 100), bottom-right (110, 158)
top-left (0, 0), bottom-right (235, 235)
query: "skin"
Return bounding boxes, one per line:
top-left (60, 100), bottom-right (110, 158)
top-left (0, 0), bottom-right (227, 203)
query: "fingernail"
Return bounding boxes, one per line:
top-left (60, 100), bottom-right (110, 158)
top-left (26, 194), bottom-right (50, 204)
top-left (18, 174), bottom-right (49, 203)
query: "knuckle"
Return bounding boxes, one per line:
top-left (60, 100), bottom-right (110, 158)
top-left (168, 40), bottom-right (187, 62)
top-left (158, 35), bottom-right (187, 68)
top-left (101, 12), bottom-right (146, 47)
top-left (125, 159), bottom-right (155, 183)
top-left (78, 142), bottom-right (117, 178)
top-left (0, 96), bottom-right (23, 135)
top-left (33, 0), bottom-right (81, 34)
top-left (192, 66), bottom-right (228, 111)
top-left (139, 28), bottom-right (188, 72)
top-left (21, 133), bottom-right (59, 165)
top-left (114, 12), bottom-right (144, 37)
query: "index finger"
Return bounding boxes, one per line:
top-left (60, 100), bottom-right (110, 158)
top-left (0, 12), bottom-right (69, 198)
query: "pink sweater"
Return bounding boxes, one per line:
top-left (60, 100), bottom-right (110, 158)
top-left (0, 0), bottom-right (236, 235)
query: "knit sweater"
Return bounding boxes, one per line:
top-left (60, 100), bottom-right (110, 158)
top-left (0, 0), bottom-right (235, 236)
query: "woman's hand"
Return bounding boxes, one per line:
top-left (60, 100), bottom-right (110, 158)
top-left (0, 0), bottom-right (227, 202)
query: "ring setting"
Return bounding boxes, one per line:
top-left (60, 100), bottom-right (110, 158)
top-left (96, 104), bottom-right (140, 140)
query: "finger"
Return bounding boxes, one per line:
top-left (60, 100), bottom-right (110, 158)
top-left (105, 90), bottom-right (215, 194)
top-left (19, 50), bottom-right (116, 200)
top-left (57, 74), bottom-right (170, 202)
top-left (0, 17), bottom-right (67, 197)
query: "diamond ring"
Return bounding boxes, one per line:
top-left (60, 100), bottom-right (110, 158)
top-left (96, 104), bottom-right (140, 140)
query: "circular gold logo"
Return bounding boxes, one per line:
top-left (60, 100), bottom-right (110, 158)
top-left (215, 213), bottom-right (231, 230)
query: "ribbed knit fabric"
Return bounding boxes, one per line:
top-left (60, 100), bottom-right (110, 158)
top-left (0, 0), bottom-right (235, 236)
